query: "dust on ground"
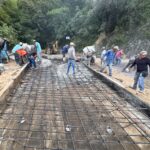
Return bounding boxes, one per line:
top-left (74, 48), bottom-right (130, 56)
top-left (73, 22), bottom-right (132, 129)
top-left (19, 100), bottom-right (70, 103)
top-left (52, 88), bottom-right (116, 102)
top-left (92, 58), bottom-right (150, 105)
top-left (0, 61), bottom-right (21, 91)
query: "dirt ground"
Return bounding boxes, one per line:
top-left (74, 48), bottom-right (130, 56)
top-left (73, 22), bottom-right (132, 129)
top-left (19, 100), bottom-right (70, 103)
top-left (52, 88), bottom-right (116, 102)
top-left (0, 61), bottom-right (21, 91)
top-left (92, 58), bottom-right (150, 105)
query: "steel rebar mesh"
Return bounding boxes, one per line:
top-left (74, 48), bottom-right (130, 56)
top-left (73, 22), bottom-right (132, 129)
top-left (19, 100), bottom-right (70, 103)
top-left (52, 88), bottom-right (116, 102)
top-left (0, 61), bottom-right (150, 150)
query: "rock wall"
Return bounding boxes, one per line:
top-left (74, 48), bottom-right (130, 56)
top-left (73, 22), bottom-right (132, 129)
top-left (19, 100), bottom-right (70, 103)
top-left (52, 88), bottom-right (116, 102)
top-left (95, 33), bottom-right (150, 57)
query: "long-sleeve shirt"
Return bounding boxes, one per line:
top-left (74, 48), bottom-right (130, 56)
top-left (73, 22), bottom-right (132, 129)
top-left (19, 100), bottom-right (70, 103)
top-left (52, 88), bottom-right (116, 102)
top-left (116, 50), bottom-right (123, 58)
top-left (101, 50), bottom-right (107, 59)
top-left (105, 49), bottom-right (115, 64)
top-left (130, 57), bottom-right (150, 72)
top-left (35, 42), bottom-right (42, 53)
top-left (67, 46), bottom-right (76, 60)
top-left (12, 44), bottom-right (22, 53)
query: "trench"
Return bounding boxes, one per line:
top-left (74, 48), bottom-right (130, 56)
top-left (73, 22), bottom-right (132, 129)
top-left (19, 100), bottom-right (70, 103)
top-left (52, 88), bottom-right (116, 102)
top-left (0, 60), bottom-right (150, 150)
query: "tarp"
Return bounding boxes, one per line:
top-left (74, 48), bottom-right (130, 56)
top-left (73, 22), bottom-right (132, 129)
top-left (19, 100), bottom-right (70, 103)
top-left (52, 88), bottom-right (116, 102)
top-left (16, 49), bottom-right (27, 56)
top-left (83, 46), bottom-right (96, 54)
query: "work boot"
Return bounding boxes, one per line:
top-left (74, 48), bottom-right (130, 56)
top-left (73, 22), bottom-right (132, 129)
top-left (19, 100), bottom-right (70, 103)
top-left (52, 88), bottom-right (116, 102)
top-left (129, 85), bottom-right (136, 90)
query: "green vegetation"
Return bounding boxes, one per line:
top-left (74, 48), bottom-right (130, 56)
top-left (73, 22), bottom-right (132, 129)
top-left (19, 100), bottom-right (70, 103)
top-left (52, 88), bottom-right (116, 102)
top-left (0, 0), bottom-right (150, 49)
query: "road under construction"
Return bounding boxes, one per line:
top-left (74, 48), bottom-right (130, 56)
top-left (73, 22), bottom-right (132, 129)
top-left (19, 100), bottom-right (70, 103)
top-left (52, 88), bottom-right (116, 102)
top-left (0, 59), bottom-right (150, 150)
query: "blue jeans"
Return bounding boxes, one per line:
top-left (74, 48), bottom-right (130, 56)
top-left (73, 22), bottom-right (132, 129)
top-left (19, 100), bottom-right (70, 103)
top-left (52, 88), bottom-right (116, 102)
top-left (114, 57), bottom-right (121, 65)
top-left (108, 63), bottom-right (112, 76)
top-left (28, 56), bottom-right (36, 68)
top-left (67, 59), bottom-right (75, 74)
top-left (100, 62), bottom-right (112, 76)
top-left (14, 53), bottom-right (20, 65)
top-left (37, 52), bottom-right (42, 63)
top-left (116, 57), bottom-right (121, 65)
top-left (0, 51), bottom-right (2, 63)
top-left (1, 50), bottom-right (9, 61)
top-left (137, 74), bottom-right (144, 91)
top-left (133, 72), bottom-right (141, 89)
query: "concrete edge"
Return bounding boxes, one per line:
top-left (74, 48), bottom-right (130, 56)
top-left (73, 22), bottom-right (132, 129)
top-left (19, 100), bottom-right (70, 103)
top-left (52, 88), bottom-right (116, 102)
top-left (0, 64), bottom-right (28, 109)
top-left (83, 63), bottom-right (150, 117)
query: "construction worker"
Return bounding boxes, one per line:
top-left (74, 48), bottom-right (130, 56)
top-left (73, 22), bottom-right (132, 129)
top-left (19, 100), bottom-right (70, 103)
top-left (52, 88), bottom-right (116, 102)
top-left (33, 40), bottom-right (42, 64)
top-left (0, 38), bottom-right (9, 63)
top-left (12, 42), bottom-right (27, 65)
top-left (130, 51), bottom-right (150, 93)
top-left (62, 44), bottom-right (69, 61)
top-left (114, 49), bottom-right (124, 65)
top-left (100, 47), bottom-right (107, 67)
top-left (83, 46), bottom-right (95, 66)
top-left (67, 42), bottom-right (76, 74)
top-left (100, 46), bottom-right (119, 76)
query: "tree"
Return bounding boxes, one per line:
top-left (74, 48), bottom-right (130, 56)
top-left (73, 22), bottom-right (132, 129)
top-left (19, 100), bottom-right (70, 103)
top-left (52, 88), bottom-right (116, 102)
top-left (0, 0), bottom-right (150, 48)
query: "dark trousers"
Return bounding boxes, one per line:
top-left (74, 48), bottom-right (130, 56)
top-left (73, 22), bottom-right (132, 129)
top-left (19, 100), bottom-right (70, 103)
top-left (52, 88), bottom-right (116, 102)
top-left (14, 53), bottom-right (20, 65)
top-left (0, 51), bottom-right (2, 63)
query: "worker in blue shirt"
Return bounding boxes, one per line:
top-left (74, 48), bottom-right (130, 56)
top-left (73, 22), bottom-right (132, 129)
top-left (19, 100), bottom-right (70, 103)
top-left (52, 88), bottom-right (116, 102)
top-left (12, 42), bottom-right (23, 64)
top-left (0, 38), bottom-right (9, 63)
top-left (100, 46), bottom-right (119, 76)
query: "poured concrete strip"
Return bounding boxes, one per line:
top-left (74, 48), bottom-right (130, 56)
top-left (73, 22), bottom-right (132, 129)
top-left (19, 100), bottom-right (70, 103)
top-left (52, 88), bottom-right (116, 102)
top-left (42, 53), bottom-right (63, 60)
top-left (0, 64), bottom-right (28, 112)
top-left (84, 63), bottom-right (150, 117)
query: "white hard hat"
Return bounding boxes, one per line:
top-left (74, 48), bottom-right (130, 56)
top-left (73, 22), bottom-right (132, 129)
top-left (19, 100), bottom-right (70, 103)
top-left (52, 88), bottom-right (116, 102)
top-left (113, 46), bottom-right (119, 50)
top-left (70, 42), bottom-right (75, 46)
top-left (19, 42), bottom-right (23, 46)
top-left (140, 50), bottom-right (147, 56)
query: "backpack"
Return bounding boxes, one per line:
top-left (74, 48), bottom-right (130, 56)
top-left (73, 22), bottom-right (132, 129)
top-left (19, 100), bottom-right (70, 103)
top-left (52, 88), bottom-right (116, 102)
top-left (62, 45), bottom-right (69, 54)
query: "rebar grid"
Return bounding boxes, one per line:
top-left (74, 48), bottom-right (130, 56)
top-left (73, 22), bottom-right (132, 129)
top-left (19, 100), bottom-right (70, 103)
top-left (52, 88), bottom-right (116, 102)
top-left (0, 62), bottom-right (150, 150)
